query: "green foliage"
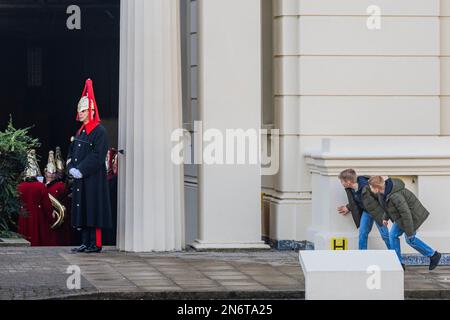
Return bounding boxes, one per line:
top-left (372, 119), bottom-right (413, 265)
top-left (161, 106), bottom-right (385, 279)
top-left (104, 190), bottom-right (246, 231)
top-left (0, 117), bottom-right (40, 233)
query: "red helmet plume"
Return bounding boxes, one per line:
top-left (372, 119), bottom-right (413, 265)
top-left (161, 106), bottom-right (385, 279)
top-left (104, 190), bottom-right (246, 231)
top-left (76, 79), bottom-right (101, 134)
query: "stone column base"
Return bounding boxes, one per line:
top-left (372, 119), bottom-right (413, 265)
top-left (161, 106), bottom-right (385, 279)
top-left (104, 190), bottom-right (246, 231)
top-left (309, 229), bottom-right (359, 251)
top-left (190, 240), bottom-right (270, 251)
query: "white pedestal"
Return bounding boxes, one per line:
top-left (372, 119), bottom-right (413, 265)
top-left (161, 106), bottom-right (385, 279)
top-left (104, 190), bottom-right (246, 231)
top-left (299, 250), bottom-right (404, 300)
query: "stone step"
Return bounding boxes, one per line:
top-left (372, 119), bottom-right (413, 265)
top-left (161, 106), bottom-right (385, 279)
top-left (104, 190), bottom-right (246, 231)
top-left (0, 237), bottom-right (30, 247)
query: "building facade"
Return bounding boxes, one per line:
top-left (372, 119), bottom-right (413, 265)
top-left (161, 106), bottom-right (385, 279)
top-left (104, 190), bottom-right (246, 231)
top-left (116, 0), bottom-right (450, 254)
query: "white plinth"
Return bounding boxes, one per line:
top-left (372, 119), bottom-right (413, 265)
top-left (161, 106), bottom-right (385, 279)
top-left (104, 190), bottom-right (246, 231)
top-left (299, 250), bottom-right (404, 300)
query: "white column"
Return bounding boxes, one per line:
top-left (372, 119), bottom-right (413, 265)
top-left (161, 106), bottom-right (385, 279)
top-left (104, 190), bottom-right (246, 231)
top-left (191, 0), bottom-right (269, 250)
top-left (117, 0), bottom-right (184, 252)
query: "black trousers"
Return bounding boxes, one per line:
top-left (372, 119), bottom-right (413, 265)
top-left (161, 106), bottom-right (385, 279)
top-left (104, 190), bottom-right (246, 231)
top-left (81, 227), bottom-right (97, 247)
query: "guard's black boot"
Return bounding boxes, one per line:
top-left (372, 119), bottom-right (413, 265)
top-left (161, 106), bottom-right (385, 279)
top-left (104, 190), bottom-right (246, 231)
top-left (70, 244), bottom-right (88, 253)
top-left (429, 251), bottom-right (442, 271)
top-left (84, 244), bottom-right (102, 254)
top-left (72, 229), bottom-right (91, 254)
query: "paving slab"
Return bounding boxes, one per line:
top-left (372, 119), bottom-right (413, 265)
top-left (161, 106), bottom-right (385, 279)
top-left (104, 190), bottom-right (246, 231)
top-left (1, 247), bottom-right (450, 300)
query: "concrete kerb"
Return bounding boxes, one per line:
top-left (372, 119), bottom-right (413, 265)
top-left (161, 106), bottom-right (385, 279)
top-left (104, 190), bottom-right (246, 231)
top-left (41, 289), bottom-right (450, 300)
top-left (49, 290), bottom-right (305, 301)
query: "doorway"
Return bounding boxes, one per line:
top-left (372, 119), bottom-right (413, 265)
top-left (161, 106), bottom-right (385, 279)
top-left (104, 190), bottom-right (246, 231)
top-left (0, 0), bottom-right (120, 245)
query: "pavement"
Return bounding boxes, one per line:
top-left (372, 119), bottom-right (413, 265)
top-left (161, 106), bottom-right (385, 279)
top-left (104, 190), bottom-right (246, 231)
top-left (1, 247), bottom-right (450, 300)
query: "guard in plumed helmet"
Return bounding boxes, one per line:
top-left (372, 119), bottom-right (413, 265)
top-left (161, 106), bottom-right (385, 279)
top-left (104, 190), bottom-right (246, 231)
top-left (55, 146), bottom-right (66, 180)
top-left (45, 150), bottom-right (73, 246)
top-left (18, 150), bottom-right (58, 246)
top-left (68, 79), bottom-right (112, 254)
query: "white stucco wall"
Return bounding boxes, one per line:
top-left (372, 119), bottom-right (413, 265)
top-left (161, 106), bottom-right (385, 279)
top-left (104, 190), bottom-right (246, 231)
top-left (268, 0), bottom-right (450, 251)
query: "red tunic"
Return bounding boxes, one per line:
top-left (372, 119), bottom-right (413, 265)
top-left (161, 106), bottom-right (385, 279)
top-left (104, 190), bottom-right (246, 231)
top-left (18, 181), bottom-right (58, 246)
top-left (46, 181), bottom-right (73, 246)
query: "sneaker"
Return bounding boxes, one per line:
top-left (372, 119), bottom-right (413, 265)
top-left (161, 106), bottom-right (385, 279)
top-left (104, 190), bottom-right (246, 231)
top-left (70, 244), bottom-right (88, 253)
top-left (429, 251), bottom-right (442, 271)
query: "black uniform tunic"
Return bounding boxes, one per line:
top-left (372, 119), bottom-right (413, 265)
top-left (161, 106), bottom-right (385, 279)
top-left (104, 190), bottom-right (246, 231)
top-left (67, 124), bottom-right (112, 229)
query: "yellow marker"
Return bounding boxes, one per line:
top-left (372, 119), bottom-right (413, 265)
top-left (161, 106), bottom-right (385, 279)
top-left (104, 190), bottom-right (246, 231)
top-left (331, 237), bottom-right (348, 250)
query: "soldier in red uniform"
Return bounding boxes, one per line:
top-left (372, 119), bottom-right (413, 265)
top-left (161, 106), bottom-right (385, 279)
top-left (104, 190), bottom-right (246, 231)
top-left (18, 150), bottom-right (58, 246)
top-left (104, 148), bottom-right (118, 245)
top-left (44, 150), bottom-right (73, 246)
top-left (106, 148), bottom-right (118, 180)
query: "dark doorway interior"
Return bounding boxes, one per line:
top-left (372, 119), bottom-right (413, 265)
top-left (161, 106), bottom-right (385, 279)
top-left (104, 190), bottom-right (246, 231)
top-left (0, 0), bottom-right (120, 245)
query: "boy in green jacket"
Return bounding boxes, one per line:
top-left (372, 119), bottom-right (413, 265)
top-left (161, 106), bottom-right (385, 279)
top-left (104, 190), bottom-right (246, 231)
top-left (369, 176), bottom-right (441, 270)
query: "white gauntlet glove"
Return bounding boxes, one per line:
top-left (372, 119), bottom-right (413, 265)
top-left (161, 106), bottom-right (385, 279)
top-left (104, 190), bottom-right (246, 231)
top-left (69, 168), bottom-right (83, 179)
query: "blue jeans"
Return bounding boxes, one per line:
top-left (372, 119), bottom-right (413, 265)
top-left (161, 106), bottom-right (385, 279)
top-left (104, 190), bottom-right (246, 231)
top-left (390, 222), bottom-right (435, 264)
top-left (359, 211), bottom-right (391, 250)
